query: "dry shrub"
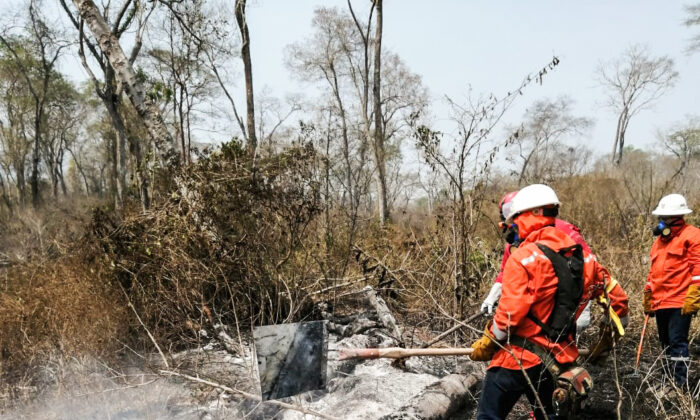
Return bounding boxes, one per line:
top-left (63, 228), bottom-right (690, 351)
top-left (0, 196), bottom-right (128, 392)
top-left (89, 141), bottom-right (322, 350)
top-left (0, 197), bottom-right (103, 262)
top-left (347, 204), bottom-right (502, 336)
top-left (0, 257), bottom-right (128, 382)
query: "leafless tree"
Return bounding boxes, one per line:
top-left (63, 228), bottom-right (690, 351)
top-left (597, 45), bottom-right (678, 165)
top-left (234, 0), bottom-right (257, 158)
top-left (151, 0), bottom-right (248, 152)
top-left (370, 0), bottom-right (389, 226)
top-left (661, 119), bottom-right (700, 194)
top-left (148, 2), bottom-right (217, 166)
top-left (286, 7), bottom-right (366, 245)
top-left (684, 3), bottom-right (700, 54)
top-left (255, 90), bottom-right (302, 154)
top-left (413, 57), bottom-right (560, 320)
top-left (507, 96), bottom-right (592, 185)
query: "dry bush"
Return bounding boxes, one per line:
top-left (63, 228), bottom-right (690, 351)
top-left (0, 198), bottom-right (103, 262)
top-left (0, 197), bottom-right (127, 383)
top-left (89, 141), bottom-right (322, 350)
top-left (344, 202), bottom-right (503, 339)
top-left (0, 257), bottom-right (128, 392)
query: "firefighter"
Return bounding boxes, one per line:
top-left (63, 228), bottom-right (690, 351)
top-left (481, 191), bottom-right (595, 330)
top-left (470, 184), bottom-right (629, 420)
top-left (644, 193), bottom-right (700, 389)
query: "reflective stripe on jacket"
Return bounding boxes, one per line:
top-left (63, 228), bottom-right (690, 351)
top-left (490, 225), bottom-right (629, 370)
top-left (645, 223), bottom-right (700, 310)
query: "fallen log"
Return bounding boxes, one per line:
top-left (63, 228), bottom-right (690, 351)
top-left (338, 347), bottom-right (474, 360)
top-left (363, 285), bottom-right (403, 343)
top-left (380, 373), bottom-right (482, 420)
top-left (327, 317), bottom-right (379, 338)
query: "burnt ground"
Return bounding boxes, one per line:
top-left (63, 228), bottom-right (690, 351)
top-left (3, 304), bottom-right (698, 420)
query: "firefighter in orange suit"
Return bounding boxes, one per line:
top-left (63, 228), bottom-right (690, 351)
top-left (470, 184), bottom-right (629, 420)
top-left (643, 193), bottom-right (700, 388)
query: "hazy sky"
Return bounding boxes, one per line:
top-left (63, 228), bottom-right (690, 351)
top-left (244, 0), bottom-right (699, 158)
top-left (3, 0), bottom-right (699, 160)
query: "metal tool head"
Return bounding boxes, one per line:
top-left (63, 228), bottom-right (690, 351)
top-left (624, 372), bottom-right (643, 379)
top-left (253, 321), bottom-right (327, 400)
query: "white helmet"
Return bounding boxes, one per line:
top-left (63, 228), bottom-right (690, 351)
top-left (652, 194), bottom-right (692, 216)
top-left (508, 184), bottom-right (560, 220)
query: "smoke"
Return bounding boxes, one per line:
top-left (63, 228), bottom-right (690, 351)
top-left (0, 358), bottom-right (216, 420)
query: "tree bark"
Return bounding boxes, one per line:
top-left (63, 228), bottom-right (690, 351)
top-left (235, 0), bottom-right (257, 158)
top-left (0, 171), bottom-right (13, 214)
top-left (372, 0), bottom-right (389, 226)
top-left (379, 374), bottom-right (481, 420)
top-left (102, 93), bottom-right (129, 209)
top-left (71, 0), bottom-right (173, 159)
top-left (16, 160), bottom-right (26, 205)
top-left (129, 136), bottom-right (150, 212)
top-left (30, 104), bottom-right (42, 208)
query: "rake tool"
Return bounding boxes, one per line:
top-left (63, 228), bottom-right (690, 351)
top-left (625, 313), bottom-right (650, 379)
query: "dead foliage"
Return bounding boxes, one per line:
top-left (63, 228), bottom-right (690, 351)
top-left (89, 141), bottom-right (322, 350)
top-left (0, 257), bottom-right (128, 391)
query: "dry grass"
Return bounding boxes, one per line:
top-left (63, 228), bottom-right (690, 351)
top-left (0, 258), bottom-right (128, 380)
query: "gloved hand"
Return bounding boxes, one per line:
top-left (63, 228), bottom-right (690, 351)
top-left (587, 322), bottom-right (617, 364)
top-left (576, 301), bottom-right (592, 332)
top-left (681, 284), bottom-right (700, 315)
top-left (643, 289), bottom-right (653, 316)
top-left (480, 283), bottom-right (502, 315)
top-left (469, 322), bottom-right (500, 361)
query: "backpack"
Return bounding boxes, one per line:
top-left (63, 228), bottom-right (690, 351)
top-left (527, 243), bottom-right (584, 343)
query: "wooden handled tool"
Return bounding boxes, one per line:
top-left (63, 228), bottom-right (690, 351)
top-left (339, 346), bottom-right (591, 361)
top-left (338, 347), bottom-right (474, 360)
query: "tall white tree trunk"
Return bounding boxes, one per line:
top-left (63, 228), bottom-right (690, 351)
top-left (372, 0), bottom-right (389, 226)
top-left (72, 0), bottom-right (173, 158)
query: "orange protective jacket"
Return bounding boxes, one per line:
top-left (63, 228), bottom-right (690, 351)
top-left (489, 215), bottom-right (629, 371)
top-left (645, 222), bottom-right (700, 310)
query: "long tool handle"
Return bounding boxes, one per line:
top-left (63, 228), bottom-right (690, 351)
top-left (635, 314), bottom-right (650, 372)
top-left (338, 347), bottom-right (474, 360)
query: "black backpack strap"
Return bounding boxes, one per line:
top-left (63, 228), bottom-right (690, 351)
top-left (526, 243), bottom-right (584, 343)
top-left (526, 311), bottom-right (556, 337)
